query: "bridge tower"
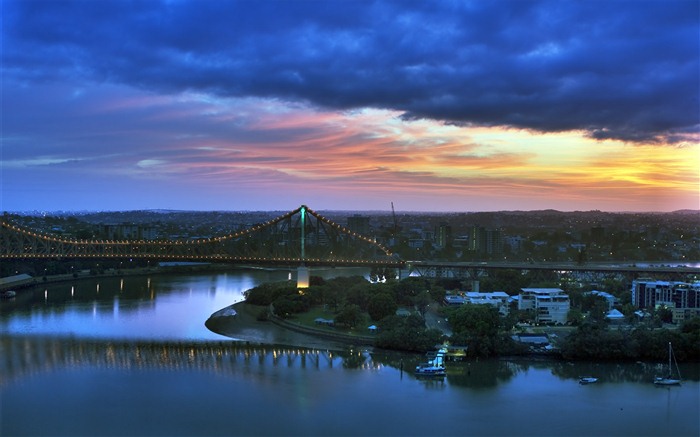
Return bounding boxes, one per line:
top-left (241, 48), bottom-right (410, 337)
top-left (297, 205), bottom-right (309, 288)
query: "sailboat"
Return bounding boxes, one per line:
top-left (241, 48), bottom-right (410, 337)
top-left (654, 342), bottom-right (682, 386)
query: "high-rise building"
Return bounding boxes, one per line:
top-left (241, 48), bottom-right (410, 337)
top-left (346, 214), bottom-right (371, 236)
top-left (590, 225), bottom-right (605, 242)
top-left (436, 222), bottom-right (452, 248)
top-left (469, 226), bottom-right (503, 255)
top-left (631, 279), bottom-right (700, 322)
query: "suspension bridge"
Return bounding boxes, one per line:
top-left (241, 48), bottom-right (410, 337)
top-left (2, 205), bottom-right (697, 281)
top-left (0, 205), bottom-right (402, 269)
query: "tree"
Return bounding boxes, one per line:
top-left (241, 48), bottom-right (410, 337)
top-left (479, 269), bottom-right (528, 295)
top-left (447, 304), bottom-right (502, 357)
top-left (367, 293), bottom-right (397, 321)
top-left (587, 297), bottom-right (610, 323)
top-left (375, 314), bottom-right (444, 353)
top-left (567, 308), bottom-right (584, 326)
top-left (655, 306), bottom-right (673, 324)
top-left (413, 291), bottom-right (432, 317)
top-left (346, 282), bottom-right (373, 310)
top-left (335, 304), bottom-right (362, 328)
top-left (324, 285), bottom-right (345, 311)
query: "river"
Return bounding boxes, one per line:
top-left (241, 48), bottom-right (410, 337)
top-left (1, 268), bottom-right (699, 436)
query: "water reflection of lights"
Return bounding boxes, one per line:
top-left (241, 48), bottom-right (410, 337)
top-left (0, 336), bottom-right (391, 384)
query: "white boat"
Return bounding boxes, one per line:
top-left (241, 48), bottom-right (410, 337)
top-left (654, 342), bottom-right (682, 386)
top-left (414, 364), bottom-right (446, 377)
top-left (578, 377), bottom-right (598, 385)
top-left (415, 346), bottom-right (447, 377)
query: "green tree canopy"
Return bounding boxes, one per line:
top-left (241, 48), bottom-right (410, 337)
top-left (335, 304), bottom-right (362, 328)
top-left (367, 292), bottom-right (398, 321)
top-left (446, 304), bottom-right (503, 357)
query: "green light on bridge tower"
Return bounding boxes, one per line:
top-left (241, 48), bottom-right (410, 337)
top-left (300, 205), bottom-right (306, 261)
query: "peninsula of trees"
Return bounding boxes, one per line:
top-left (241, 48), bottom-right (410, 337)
top-left (244, 275), bottom-right (700, 362)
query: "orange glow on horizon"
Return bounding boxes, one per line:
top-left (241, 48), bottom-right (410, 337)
top-left (142, 101), bottom-right (697, 211)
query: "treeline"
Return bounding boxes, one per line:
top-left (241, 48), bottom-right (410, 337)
top-left (559, 318), bottom-right (700, 362)
top-left (243, 275), bottom-right (521, 355)
top-left (244, 275), bottom-right (446, 319)
top-left (244, 275), bottom-right (449, 352)
top-left (442, 304), bottom-right (527, 358)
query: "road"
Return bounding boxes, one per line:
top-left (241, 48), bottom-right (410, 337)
top-left (424, 303), bottom-right (453, 337)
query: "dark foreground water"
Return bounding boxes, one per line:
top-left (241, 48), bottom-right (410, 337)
top-left (1, 269), bottom-right (699, 436)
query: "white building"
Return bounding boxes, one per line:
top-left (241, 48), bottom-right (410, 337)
top-left (518, 288), bottom-right (570, 325)
top-left (464, 291), bottom-right (511, 315)
top-left (444, 295), bottom-right (467, 305)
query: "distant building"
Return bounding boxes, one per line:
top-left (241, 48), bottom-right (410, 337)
top-left (586, 290), bottom-right (618, 311)
top-left (504, 235), bottom-right (526, 253)
top-left (443, 291), bottom-right (512, 315)
top-left (518, 288), bottom-right (570, 325)
top-left (408, 239), bottom-right (425, 249)
top-left (631, 280), bottom-right (700, 323)
top-left (101, 224), bottom-right (157, 240)
top-left (346, 215), bottom-right (371, 236)
top-left (444, 295), bottom-right (467, 305)
top-left (453, 236), bottom-right (470, 248)
top-left (605, 309), bottom-right (625, 323)
top-left (436, 222), bottom-right (452, 248)
top-left (464, 291), bottom-right (511, 315)
top-left (590, 225), bottom-right (605, 242)
top-left (469, 226), bottom-right (503, 256)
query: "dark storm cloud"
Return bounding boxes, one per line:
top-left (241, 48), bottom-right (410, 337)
top-left (4, 0), bottom-right (698, 144)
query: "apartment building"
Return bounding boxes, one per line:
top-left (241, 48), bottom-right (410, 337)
top-left (631, 279), bottom-right (700, 323)
top-left (518, 288), bottom-right (570, 325)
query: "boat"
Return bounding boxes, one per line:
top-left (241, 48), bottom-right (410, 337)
top-left (414, 364), bottom-right (446, 377)
top-left (654, 342), bottom-right (682, 386)
top-left (1, 290), bottom-right (17, 299)
top-left (415, 346), bottom-right (447, 377)
top-left (578, 377), bottom-right (598, 385)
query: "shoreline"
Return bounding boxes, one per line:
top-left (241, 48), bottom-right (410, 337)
top-left (6, 268), bottom-right (698, 363)
top-left (205, 302), bottom-right (366, 352)
top-left (1, 263), bottom-right (245, 292)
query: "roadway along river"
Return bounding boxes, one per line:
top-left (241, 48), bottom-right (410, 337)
top-left (1, 268), bottom-right (699, 436)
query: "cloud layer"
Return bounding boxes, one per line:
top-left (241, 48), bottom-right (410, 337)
top-left (5, 0), bottom-right (698, 144)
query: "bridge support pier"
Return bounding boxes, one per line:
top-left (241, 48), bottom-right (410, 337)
top-left (297, 265), bottom-right (309, 289)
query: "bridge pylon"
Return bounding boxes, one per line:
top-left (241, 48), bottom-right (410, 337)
top-left (297, 265), bottom-right (310, 288)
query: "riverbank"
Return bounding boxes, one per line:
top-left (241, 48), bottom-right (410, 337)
top-left (205, 302), bottom-right (363, 351)
top-left (0, 263), bottom-right (244, 292)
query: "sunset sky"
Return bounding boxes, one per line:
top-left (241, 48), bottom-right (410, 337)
top-left (2, 0), bottom-right (698, 213)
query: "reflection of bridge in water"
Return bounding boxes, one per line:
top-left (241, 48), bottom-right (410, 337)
top-left (0, 335), bottom-right (382, 386)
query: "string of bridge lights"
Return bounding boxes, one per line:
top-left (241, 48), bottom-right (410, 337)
top-left (1, 206), bottom-right (395, 262)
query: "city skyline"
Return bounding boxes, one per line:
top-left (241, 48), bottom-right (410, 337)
top-left (2, 0), bottom-right (698, 213)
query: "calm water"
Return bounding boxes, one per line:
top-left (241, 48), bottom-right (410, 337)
top-left (1, 269), bottom-right (699, 437)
